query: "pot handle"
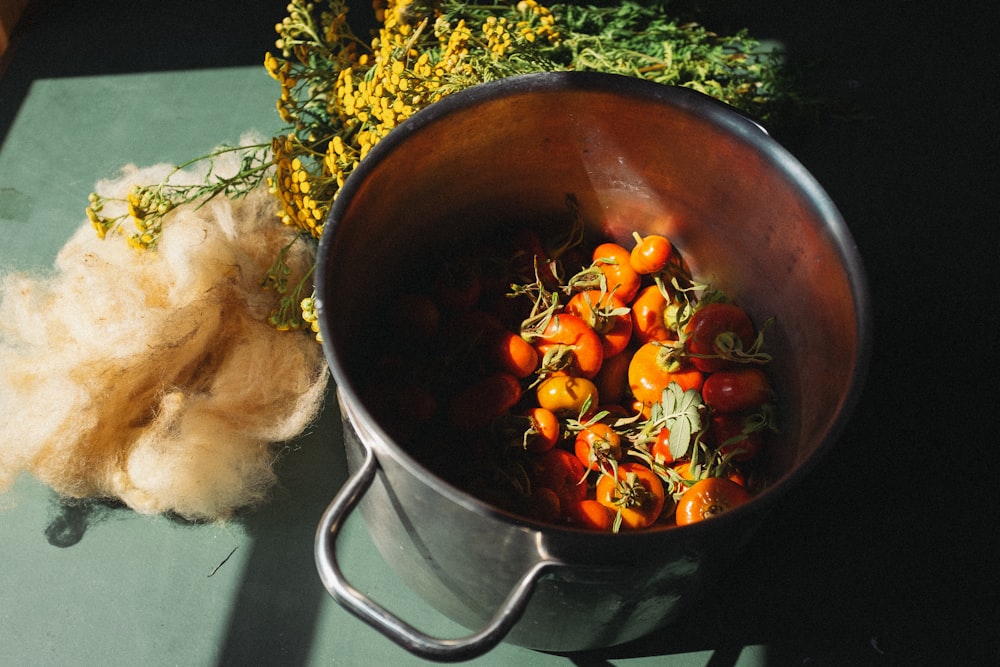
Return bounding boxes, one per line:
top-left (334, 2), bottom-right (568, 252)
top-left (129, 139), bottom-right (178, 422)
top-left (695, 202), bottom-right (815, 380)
top-left (314, 444), bottom-right (560, 662)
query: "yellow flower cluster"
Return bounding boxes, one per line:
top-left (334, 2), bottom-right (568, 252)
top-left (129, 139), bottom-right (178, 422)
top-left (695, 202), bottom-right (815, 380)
top-left (483, 16), bottom-right (514, 58)
top-left (85, 194), bottom-right (113, 240)
top-left (433, 17), bottom-right (474, 80)
top-left (266, 0), bottom-right (564, 235)
top-left (513, 0), bottom-right (559, 44)
top-left (323, 3), bottom-right (477, 190)
top-left (124, 187), bottom-right (173, 250)
top-left (265, 52), bottom-right (297, 125)
top-left (85, 186), bottom-right (173, 250)
top-left (300, 296), bottom-right (322, 341)
top-left (269, 134), bottom-right (328, 238)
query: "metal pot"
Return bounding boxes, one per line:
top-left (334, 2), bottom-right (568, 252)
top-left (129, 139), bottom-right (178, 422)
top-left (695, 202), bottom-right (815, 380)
top-left (314, 72), bottom-right (870, 661)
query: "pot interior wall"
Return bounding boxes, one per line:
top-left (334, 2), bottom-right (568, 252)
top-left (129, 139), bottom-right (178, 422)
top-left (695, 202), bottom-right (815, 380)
top-left (322, 77), bottom-right (862, 492)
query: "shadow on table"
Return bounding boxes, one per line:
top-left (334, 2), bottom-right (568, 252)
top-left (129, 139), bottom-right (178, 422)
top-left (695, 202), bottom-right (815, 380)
top-left (205, 388), bottom-right (948, 667)
top-left (214, 390), bottom-right (349, 666)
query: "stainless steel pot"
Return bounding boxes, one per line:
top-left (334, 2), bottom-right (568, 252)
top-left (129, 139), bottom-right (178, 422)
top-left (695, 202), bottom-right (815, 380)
top-left (314, 72), bottom-right (870, 661)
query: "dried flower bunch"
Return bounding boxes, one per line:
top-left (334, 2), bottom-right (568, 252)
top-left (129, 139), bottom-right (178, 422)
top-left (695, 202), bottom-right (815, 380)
top-left (84, 0), bottom-right (793, 338)
top-left (1, 0), bottom-right (799, 521)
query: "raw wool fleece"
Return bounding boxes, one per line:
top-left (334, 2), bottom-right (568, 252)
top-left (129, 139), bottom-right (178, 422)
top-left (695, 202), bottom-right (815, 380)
top-left (0, 157), bottom-right (329, 521)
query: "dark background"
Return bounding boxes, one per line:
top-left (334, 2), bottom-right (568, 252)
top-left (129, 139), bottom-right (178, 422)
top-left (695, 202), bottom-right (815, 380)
top-left (3, 1), bottom-right (997, 664)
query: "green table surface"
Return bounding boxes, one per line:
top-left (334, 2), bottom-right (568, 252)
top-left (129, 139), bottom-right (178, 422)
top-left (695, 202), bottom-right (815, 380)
top-left (1, 2), bottom-right (996, 666)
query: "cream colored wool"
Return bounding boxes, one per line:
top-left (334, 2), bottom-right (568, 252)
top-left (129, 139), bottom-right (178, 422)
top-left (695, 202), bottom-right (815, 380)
top-left (0, 157), bottom-right (329, 521)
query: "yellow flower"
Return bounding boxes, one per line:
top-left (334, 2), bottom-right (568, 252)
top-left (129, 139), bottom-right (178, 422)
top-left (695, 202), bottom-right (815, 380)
top-left (300, 295), bottom-right (322, 340)
top-left (86, 206), bottom-right (109, 239)
top-left (270, 135), bottom-right (328, 238)
top-left (264, 52), bottom-right (281, 78)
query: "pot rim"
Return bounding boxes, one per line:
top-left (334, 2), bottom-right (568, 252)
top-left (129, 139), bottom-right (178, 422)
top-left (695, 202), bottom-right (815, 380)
top-left (316, 71), bottom-right (872, 539)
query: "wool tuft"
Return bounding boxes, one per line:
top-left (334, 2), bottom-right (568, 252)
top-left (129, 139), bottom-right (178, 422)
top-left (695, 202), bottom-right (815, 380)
top-left (0, 155), bottom-right (329, 521)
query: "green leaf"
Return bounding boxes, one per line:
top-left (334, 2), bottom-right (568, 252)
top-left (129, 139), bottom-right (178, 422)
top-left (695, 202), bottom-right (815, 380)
top-left (669, 417), bottom-right (692, 460)
top-left (654, 382), bottom-right (705, 461)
